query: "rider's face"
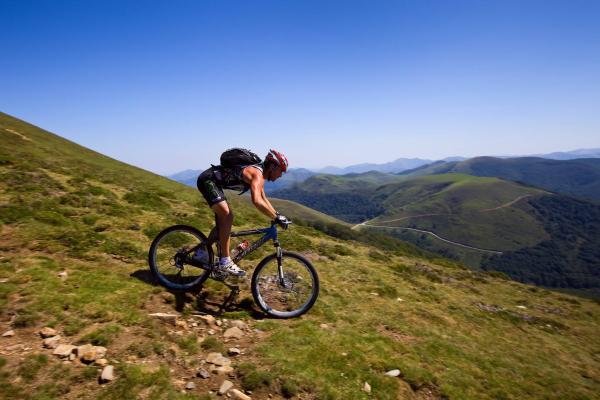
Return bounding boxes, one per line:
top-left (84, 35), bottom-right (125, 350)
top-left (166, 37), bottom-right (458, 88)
top-left (267, 165), bottom-right (283, 181)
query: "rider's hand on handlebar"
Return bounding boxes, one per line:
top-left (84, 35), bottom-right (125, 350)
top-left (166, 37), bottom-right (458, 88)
top-left (274, 213), bottom-right (291, 229)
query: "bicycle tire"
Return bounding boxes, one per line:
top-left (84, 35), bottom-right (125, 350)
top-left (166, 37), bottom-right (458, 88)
top-left (251, 251), bottom-right (319, 318)
top-left (148, 225), bottom-right (212, 291)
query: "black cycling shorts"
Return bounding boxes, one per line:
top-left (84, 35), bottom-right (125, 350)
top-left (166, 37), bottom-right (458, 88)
top-left (197, 169), bottom-right (227, 207)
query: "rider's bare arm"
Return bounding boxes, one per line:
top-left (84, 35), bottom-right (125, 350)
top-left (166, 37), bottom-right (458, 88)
top-left (244, 167), bottom-right (277, 219)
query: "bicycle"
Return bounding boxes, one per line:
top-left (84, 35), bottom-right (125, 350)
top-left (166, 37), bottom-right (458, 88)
top-left (147, 219), bottom-right (319, 318)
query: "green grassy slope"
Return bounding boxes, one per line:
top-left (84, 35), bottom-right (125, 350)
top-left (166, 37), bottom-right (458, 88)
top-left (1, 112), bottom-right (600, 399)
top-left (270, 172), bottom-right (404, 222)
top-left (400, 156), bottom-right (600, 201)
top-left (369, 174), bottom-right (548, 252)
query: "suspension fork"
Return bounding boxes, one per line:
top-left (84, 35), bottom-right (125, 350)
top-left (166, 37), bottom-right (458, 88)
top-left (274, 240), bottom-right (285, 285)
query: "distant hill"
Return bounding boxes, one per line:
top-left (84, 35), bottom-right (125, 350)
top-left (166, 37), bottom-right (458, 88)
top-left (316, 157), bottom-right (434, 174)
top-left (534, 147), bottom-right (600, 160)
top-left (271, 171), bottom-right (404, 222)
top-left (399, 156), bottom-right (600, 201)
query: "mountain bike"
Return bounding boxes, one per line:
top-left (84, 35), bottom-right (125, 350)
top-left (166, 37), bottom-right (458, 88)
top-left (147, 219), bottom-right (319, 318)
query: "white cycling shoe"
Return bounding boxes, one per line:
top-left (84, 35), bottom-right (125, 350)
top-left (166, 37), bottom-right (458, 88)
top-left (219, 260), bottom-right (246, 277)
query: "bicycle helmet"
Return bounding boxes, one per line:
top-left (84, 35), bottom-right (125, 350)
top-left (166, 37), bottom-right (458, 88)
top-left (265, 149), bottom-right (289, 172)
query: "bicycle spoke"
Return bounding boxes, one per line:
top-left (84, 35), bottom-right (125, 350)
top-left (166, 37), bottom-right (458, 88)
top-left (253, 253), bottom-right (318, 317)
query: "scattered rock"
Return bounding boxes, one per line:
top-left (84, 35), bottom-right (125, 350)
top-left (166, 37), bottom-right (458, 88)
top-left (0, 278), bottom-right (9, 283)
top-left (57, 271), bottom-right (68, 280)
top-left (363, 381), bottom-right (371, 394)
top-left (384, 369), bottom-right (401, 377)
top-left (223, 327), bottom-right (244, 339)
top-left (196, 368), bottom-right (210, 379)
top-left (149, 313), bottom-right (178, 325)
top-left (42, 335), bottom-right (61, 349)
top-left (319, 323), bottom-right (330, 329)
top-left (213, 365), bottom-right (234, 375)
top-left (191, 322), bottom-right (198, 328)
top-left (230, 389), bottom-right (252, 400)
top-left (95, 346), bottom-right (107, 359)
top-left (53, 344), bottom-right (76, 358)
top-left (5, 343), bottom-right (25, 352)
top-left (230, 320), bottom-right (248, 330)
top-left (216, 319), bottom-right (223, 327)
top-left (208, 329), bottom-right (216, 335)
top-left (40, 327), bottom-right (58, 338)
top-left (516, 305), bottom-right (527, 309)
top-left (206, 352), bottom-right (231, 366)
top-left (1, 330), bottom-right (15, 337)
top-left (160, 292), bottom-right (175, 303)
top-left (100, 365), bottom-right (115, 383)
top-left (228, 347), bottom-right (241, 356)
top-left (219, 380), bottom-right (234, 395)
top-left (95, 358), bottom-right (108, 367)
top-left (68, 352), bottom-right (76, 361)
top-left (185, 381), bottom-right (196, 390)
top-left (198, 315), bottom-right (216, 327)
top-left (176, 320), bottom-right (188, 329)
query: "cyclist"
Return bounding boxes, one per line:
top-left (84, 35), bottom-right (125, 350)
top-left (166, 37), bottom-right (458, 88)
top-left (195, 149), bottom-right (290, 276)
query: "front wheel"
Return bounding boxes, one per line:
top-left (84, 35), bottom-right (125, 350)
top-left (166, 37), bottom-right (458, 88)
top-left (251, 251), bottom-right (319, 318)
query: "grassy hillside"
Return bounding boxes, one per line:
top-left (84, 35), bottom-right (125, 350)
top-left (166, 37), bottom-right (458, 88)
top-left (271, 172), bottom-right (403, 222)
top-left (399, 156), bottom-right (600, 201)
top-left (368, 174), bottom-right (548, 252)
top-left (1, 112), bottom-right (600, 399)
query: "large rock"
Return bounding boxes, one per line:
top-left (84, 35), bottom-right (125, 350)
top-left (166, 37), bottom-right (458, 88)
top-left (95, 358), bottom-right (108, 367)
top-left (42, 335), bottom-right (61, 349)
top-left (385, 369), bottom-right (401, 377)
top-left (1, 330), bottom-right (15, 337)
top-left (230, 320), bottom-right (248, 330)
top-left (223, 327), bottom-right (244, 339)
top-left (196, 368), bottom-right (210, 379)
top-left (100, 365), bottom-right (115, 383)
top-left (185, 381), bottom-right (196, 390)
top-left (206, 352), bottom-right (231, 366)
top-left (212, 365), bottom-right (234, 375)
top-left (53, 344), bottom-right (76, 358)
top-left (230, 389), bottom-right (252, 400)
top-left (94, 346), bottom-right (107, 359)
top-left (40, 327), bottom-right (58, 338)
top-left (77, 344), bottom-right (104, 363)
top-left (149, 313), bottom-right (178, 325)
top-left (219, 380), bottom-right (234, 394)
top-left (198, 315), bottom-right (216, 327)
top-left (228, 347), bottom-right (241, 356)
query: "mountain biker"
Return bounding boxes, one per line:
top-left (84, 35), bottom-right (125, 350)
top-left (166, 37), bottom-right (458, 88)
top-left (195, 149), bottom-right (290, 277)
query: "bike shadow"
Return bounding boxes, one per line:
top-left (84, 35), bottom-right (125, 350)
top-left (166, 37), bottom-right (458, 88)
top-left (130, 268), bottom-right (265, 319)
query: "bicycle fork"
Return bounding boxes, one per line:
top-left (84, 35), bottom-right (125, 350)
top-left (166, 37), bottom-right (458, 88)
top-left (275, 240), bottom-right (285, 286)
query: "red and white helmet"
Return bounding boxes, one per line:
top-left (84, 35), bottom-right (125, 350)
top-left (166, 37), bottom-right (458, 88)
top-left (265, 149), bottom-right (288, 172)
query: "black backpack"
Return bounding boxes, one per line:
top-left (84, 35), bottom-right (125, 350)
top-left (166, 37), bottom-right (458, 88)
top-left (220, 148), bottom-right (262, 168)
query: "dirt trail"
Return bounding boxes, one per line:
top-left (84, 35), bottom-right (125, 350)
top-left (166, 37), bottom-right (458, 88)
top-left (351, 194), bottom-right (533, 253)
top-left (3, 128), bottom-right (32, 141)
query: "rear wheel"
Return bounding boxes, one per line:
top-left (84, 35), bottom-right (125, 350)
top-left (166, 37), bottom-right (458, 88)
top-left (251, 251), bottom-right (319, 318)
top-left (148, 225), bottom-right (213, 291)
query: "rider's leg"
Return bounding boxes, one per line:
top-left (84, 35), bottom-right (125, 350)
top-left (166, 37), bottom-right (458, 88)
top-left (211, 201), bottom-right (233, 258)
top-left (210, 201), bottom-right (245, 277)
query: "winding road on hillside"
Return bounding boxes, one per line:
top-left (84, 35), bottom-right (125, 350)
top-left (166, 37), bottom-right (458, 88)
top-left (352, 194), bottom-right (533, 254)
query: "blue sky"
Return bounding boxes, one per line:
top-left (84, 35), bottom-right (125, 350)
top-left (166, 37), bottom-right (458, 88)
top-left (1, 0), bottom-right (599, 174)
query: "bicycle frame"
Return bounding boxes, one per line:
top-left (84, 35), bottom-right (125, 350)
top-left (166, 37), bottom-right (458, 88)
top-left (217, 223), bottom-right (285, 284)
